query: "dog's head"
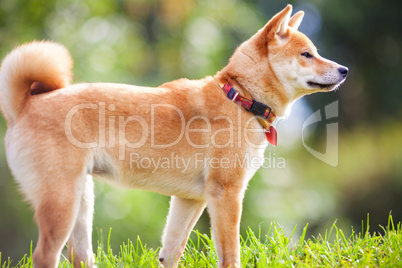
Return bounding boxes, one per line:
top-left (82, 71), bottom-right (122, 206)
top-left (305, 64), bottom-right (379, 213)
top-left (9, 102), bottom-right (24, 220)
top-left (266, 5), bottom-right (348, 96)
top-left (218, 5), bottom-right (348, 115)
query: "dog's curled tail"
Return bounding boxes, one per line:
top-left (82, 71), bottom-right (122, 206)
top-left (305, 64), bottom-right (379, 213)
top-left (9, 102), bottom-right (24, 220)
top-left (0, 41), bottom-right (73, 123)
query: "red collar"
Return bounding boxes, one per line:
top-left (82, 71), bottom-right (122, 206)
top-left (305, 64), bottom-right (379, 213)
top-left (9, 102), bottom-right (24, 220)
top-left (222, 83), bottom-right (277, 146)
top-left (222, 83), bottom-right (276, 123)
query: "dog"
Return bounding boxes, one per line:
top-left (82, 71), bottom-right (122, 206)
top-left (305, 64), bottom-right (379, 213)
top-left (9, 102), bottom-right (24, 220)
top-left (0, 4), bottom-right (347, 268)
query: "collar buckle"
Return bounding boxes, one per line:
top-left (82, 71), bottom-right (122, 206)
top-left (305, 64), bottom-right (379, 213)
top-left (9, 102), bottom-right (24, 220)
top-left (221, 83), bottom-right (277, 146)
top-left (248, 100), bottom-right (271, 119)
top-left (222, 83), bottom-right (275, 121)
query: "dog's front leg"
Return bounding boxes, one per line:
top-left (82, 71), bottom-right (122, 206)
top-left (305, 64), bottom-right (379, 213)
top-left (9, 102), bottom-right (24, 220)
top-left (159, 196), bottom-right (206, 267)
top-left (206, 177), bottom-right (244, 268)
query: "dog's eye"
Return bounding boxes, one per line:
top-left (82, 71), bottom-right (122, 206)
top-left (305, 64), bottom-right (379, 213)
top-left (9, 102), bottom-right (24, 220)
top-left (301, 52), bottom-right (313, 58)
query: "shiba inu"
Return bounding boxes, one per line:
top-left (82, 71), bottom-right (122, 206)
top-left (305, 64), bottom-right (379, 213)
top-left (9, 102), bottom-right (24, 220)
top-left (0, 4), bottom-right (347, 268)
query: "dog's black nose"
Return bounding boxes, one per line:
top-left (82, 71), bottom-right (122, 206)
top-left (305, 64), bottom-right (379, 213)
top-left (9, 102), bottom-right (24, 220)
top-left (338, 67), bottom-right (348, 78)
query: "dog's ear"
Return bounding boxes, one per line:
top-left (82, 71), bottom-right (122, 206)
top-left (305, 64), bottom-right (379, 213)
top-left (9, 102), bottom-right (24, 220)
top-left (288, 11), bottom-right (304, 30)
top-left (253, 5), bottom-right (294, 54)
top-left (276, 5), bottom-right (292, 37)
top-left (264, 4), bottom-right (293, 40)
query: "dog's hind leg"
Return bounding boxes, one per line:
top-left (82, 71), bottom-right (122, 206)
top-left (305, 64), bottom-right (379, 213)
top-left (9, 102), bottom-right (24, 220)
top-left (32, 172), bottom-right (88, 268)
top-left (67, 175), bottom-right (95, 267)
top-left (159, 196), bottom-right (206, 268)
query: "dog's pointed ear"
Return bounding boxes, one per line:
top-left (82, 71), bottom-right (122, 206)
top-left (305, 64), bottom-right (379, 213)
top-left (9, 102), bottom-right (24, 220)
top-left (263, 4), bottom-right (293, 41)
top-left (288, 11), bottom-right (304, 30)
top-left (276, 5), bottom-right (292, 36)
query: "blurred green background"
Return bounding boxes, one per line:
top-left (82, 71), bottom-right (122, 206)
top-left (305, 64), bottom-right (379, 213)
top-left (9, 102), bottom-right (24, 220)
top-left (1, 0), bottom-right (402, 262)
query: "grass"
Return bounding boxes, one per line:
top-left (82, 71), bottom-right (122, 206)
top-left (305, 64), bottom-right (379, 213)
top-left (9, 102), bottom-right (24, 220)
top-left (1, 214), bottom-right (401, 267)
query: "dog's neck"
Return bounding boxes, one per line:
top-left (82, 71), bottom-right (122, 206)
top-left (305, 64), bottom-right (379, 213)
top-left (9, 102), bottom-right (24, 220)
top-left (213, 30), bottom-right (299, 119)
top-left (214, 71), bottom-right (291, 118)
top-left (220, 82), bottom-right (276, 123)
